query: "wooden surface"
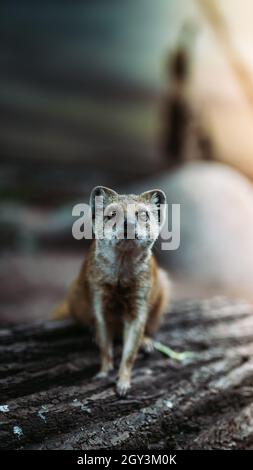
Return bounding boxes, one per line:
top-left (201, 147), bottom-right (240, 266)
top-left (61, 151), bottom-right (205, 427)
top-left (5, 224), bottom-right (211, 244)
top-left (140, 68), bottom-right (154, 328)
top-left (1, 298), bottom-right (253, 450)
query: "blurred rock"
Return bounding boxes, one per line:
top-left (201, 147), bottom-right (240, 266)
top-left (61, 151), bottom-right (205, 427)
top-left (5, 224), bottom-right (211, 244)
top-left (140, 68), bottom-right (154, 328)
top-left (145, 162), bottom-right (253, 302)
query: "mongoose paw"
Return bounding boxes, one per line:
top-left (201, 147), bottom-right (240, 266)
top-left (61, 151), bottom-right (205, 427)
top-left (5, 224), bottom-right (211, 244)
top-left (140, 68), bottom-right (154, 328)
top-left (141, 337), bottom-right (154, 354)
top-left (94, 363), bottom-right (113, 380)
top-left (116, 379), bottom-right (130, 397)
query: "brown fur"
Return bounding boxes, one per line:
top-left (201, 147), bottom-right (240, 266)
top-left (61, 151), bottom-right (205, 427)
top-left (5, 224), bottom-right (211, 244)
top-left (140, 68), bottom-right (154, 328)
top-left (53, 245), bottom-right (170, 334)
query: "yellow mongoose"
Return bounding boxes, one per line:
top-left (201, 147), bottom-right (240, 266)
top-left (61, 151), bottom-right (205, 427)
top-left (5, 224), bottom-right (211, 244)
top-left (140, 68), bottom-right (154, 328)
top-left (53, 186), bottom-right (170, 396)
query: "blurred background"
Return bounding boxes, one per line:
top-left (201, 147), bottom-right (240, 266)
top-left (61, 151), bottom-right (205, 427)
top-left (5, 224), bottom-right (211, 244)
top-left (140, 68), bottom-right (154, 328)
top-left (2, 0), bottom-right (253, 323)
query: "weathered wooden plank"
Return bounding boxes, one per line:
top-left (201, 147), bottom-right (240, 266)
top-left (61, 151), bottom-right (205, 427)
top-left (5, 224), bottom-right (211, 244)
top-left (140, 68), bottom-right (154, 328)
top-left (1, 298), bottom-right (253, 450)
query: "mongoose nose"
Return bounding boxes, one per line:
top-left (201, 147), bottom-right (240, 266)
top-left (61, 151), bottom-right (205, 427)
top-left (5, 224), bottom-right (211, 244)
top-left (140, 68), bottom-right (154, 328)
top-left (124, 219), bottom-right (135, 238)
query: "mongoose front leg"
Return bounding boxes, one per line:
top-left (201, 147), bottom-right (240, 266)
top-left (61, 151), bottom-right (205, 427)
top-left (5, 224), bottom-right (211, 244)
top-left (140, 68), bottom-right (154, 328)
top-left (116, 302), bottom-right (148, 397)
top-left (93, 292), bottom-right (113, 378)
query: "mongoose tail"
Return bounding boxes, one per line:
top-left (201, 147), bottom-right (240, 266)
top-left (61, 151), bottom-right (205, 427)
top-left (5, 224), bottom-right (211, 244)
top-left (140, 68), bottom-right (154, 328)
top-left (52, 301), bottom-right (70, 320)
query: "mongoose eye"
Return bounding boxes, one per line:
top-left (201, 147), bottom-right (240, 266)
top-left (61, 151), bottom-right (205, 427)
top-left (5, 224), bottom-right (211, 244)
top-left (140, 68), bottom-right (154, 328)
top-left (105, 210), bottom-right (117, 219)
top-left (137, 210), bottom-right (149, 222)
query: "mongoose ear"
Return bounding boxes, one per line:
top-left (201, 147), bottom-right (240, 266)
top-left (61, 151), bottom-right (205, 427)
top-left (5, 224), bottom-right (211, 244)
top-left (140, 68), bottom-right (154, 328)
top-left (141, 189), bottom-right (167, 226)
top-left (90, 186), bottom-right (118, 216)
top-left (141, 189), bottom-right (166, 206)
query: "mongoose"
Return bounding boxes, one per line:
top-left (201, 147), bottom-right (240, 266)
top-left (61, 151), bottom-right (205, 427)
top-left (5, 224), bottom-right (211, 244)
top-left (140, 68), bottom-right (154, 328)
top-left (53, 186), bottom-right (170, 396)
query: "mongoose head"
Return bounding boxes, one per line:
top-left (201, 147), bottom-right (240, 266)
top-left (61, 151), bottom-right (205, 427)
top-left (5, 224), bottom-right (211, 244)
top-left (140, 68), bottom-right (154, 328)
top-left (90, 186), bottom-right (166, 250)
